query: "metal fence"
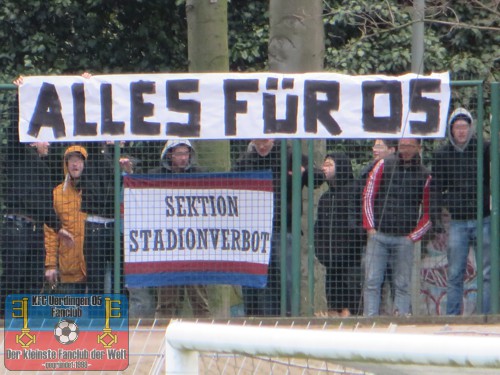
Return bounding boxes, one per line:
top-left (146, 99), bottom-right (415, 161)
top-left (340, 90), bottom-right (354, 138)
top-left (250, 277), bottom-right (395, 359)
top-left (0, 81), bottom-right (498, 319)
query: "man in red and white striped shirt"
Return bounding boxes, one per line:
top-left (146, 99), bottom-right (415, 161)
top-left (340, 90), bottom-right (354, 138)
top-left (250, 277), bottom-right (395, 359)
top-left (362, 138), bottom-right (432, 316)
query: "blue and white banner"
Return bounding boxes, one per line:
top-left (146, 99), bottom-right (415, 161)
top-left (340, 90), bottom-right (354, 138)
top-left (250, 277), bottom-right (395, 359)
top-left (4, 294), bottom-right (129, 371)
top-left (18, 71), bottom-right (450, 142)
top-left (123, 171), bottom-right (274, 288)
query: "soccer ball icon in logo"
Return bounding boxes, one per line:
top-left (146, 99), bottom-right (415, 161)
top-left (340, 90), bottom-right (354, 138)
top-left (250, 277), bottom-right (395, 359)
top-left (54, 320), bottom-right (79, 345)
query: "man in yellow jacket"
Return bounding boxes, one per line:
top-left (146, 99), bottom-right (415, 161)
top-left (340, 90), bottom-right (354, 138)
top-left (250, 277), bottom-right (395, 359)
top-left (44, 145), bottom-right (88, 293)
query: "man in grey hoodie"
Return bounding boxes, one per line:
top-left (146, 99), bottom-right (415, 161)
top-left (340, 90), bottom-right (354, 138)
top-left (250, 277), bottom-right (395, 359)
top-left (432, 108), bottom-right (491, 315)
top-left (150, 140), bottom-right (210, 318)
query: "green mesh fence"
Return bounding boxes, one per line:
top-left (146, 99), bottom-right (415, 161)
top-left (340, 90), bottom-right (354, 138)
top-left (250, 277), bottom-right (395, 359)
top-left (0, 81), bottom-right (498, 319)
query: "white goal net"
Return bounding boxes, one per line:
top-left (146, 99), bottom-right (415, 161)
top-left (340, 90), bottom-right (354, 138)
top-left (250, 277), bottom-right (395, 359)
top-left (165, 320), bottom-right (500, 375)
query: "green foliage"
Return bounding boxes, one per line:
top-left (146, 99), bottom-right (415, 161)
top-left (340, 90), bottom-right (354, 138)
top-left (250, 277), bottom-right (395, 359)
top-left (0, 0), bottom-right (188, 82)
top-left (227, 0), bottom-right (269, 71)
top-left (0, 0), bottom-right (496, 81)
top-left (323, 0), bottom-right (498, 81)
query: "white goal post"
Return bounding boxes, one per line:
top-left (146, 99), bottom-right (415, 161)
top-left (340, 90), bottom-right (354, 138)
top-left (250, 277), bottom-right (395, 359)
top-left (165, 320), bottom-right (500, 374)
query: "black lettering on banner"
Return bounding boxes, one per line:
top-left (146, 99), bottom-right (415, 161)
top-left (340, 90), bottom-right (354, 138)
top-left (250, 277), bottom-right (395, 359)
top-left (251, 231), bottom-right (260, 252)
top-left (227, 196), bottom-right (239, 217)
top-left (409, 79), bottom-right (441, 135)
top-left (197, 229), bottom-right (208, 249)
top-left (165, 196), bottom-right (175, 217)
top-left (101, 83), bottom-right (125, 135)
top-left (166, 229), bottom-right (177, 250)
top-left (139, 230), bottom-right (152, 251)
top-left (187, 197), bottom-right (198, 217)
top-left (362, 80), bottom-right (402, 133)
top-left (304, 80), bottom-right (341, 135)
top-left (72, 83), bottom-right (97, 136)
top-left (186, 228), bottom-right (196, 250)
top-left (27, 82), bottom-right (66, 139)
top-left (208, 196), bottom-right (217, 216)
top-left (260, 232), bottom-right (271, 253)
top-left (129, 230), bottom-right (138, 252)
top-left (231, 229), bottom-right (241, 250)
top-left (178, 228), bottom-right (185, 249)
top-left (217, 196), bottom-right (226, 216)
top-left (221, 229), bottom-right (230, 250)
top-left (166, 80), bottom-right (201, 137)
top-left (242, 230), bottom-right (251, 251)
top-left (209, 229), bottom-right (220, 249)
top-left (175, 196), bottom-right (186, 217)
top-left (153, 229), bottom-right (165, 251)
top-left (130, 228), bottom-right (272, 253)
top-left (224, 79), bottom-right (259, 136)
top-left (130, 81), bottom-right (160, 135)
top-left (263, 77), bottom-right (298, 134)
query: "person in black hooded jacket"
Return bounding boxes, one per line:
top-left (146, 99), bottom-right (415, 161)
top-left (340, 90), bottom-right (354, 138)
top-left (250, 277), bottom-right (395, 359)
top-left (234, 139), bottom-right (323, 316)
top-left (432, 107), bottom-right (491, 315)
top-left (0, 86), bottom-right (61, 316)
top-left (314, 152), bottom-right (363, 315)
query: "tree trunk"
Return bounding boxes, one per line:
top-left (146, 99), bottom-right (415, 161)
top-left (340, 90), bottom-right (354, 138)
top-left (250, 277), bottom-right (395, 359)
top-left (186, 0), bottom-right (231, 173)
top-left (269, 0), bottom-right (326, 316)
top-left (186, 0), bottom-right (237, 318)
top-left (269, 0), bottom-right (324, 73)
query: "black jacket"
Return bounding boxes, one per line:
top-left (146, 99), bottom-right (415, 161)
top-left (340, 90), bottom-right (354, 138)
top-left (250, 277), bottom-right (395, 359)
top-left (2, 110), bottom-right (60, 226)
top-left (363, 153), bottom-right (432, 240)
top-left (314, 153), bottom-right (362, 267)
top-left (79, 143), bottom-right (116, 219)
top-left (233, 141), bottom-right (322, 232)
top-left (432, 137), bottom-right (491, 221)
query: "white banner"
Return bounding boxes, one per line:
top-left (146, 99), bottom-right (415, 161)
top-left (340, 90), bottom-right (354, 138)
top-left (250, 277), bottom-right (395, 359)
top-left (124, 188), bottom-right (273, 264)
top-left (18, 72), bottom-right (450, 142)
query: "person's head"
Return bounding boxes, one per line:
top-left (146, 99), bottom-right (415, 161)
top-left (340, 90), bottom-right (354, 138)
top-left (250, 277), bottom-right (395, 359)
top-left (161, 140), bottom-right (194, 172)
top-left (63, 145), bottom-right (87, 180)
top-left (30, 142), bottom-right (50, 157)
top-left (252, 139), bottom-right (275, 157)
top-left (322, 156), bottom-right (335, 181)
top-left (372, 139), bottom-right (397, 161)
top-left (398, 138), bottom-right (421, 162)
top-left (322, 152), bottom-right (353, 185)
top-left (449, 109), bottom-right (473, 147)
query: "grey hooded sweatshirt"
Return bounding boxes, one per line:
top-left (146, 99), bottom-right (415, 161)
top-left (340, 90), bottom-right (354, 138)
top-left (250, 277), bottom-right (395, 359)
top-left (149, 140), bottom-right (200, 174)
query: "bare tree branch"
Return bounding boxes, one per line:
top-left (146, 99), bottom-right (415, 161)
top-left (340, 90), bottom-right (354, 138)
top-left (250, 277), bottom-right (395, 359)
top-left (423, 18), bottom-right (500, 32)
top-left (470, 0), bottom-right (500, 18)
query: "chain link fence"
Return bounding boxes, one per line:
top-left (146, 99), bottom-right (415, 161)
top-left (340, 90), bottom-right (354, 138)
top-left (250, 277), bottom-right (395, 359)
top-left (0, 81), bottom-right (498, 321)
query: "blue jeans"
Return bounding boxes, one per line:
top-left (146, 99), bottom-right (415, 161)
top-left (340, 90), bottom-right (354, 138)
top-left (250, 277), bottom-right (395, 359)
top-left (363, 232), bottom-right (414, 316)
top-left (446, 216), bottom-right (491, 315)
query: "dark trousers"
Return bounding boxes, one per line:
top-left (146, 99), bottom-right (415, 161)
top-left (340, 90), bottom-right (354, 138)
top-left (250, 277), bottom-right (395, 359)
top-left (242, 236), bottom-right (282, 317)
top-left (325, 256), bottom-right (363, 314)
top-left (84, 221), bottom-right (114, 294)
top-left (0, 218), bottom-right (44, 316)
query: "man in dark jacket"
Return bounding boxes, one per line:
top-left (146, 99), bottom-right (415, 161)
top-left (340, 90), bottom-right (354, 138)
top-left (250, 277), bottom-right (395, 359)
top-left (362, 138), bottom-right (432, 316)
top-left (355, 139), bottom-right (397, 314)
top-left (315, 152), bottom-right (362, 315)
top-left (233, 139), bottom-right (283, 316)
top-left (432, 108), bottom-right (491, 315)
top-left (233, 139), bottom-right (321, 316)
top-left (0, 121), bottom-right (60, 316)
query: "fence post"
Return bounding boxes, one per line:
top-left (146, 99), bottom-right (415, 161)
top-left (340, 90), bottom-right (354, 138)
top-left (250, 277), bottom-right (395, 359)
top-left (490, 82), bottom-right (500, 314)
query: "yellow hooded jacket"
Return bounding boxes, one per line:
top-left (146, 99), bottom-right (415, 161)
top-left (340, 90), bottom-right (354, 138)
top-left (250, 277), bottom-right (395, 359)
top-left (44, 145), bottom-right (88, 283)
